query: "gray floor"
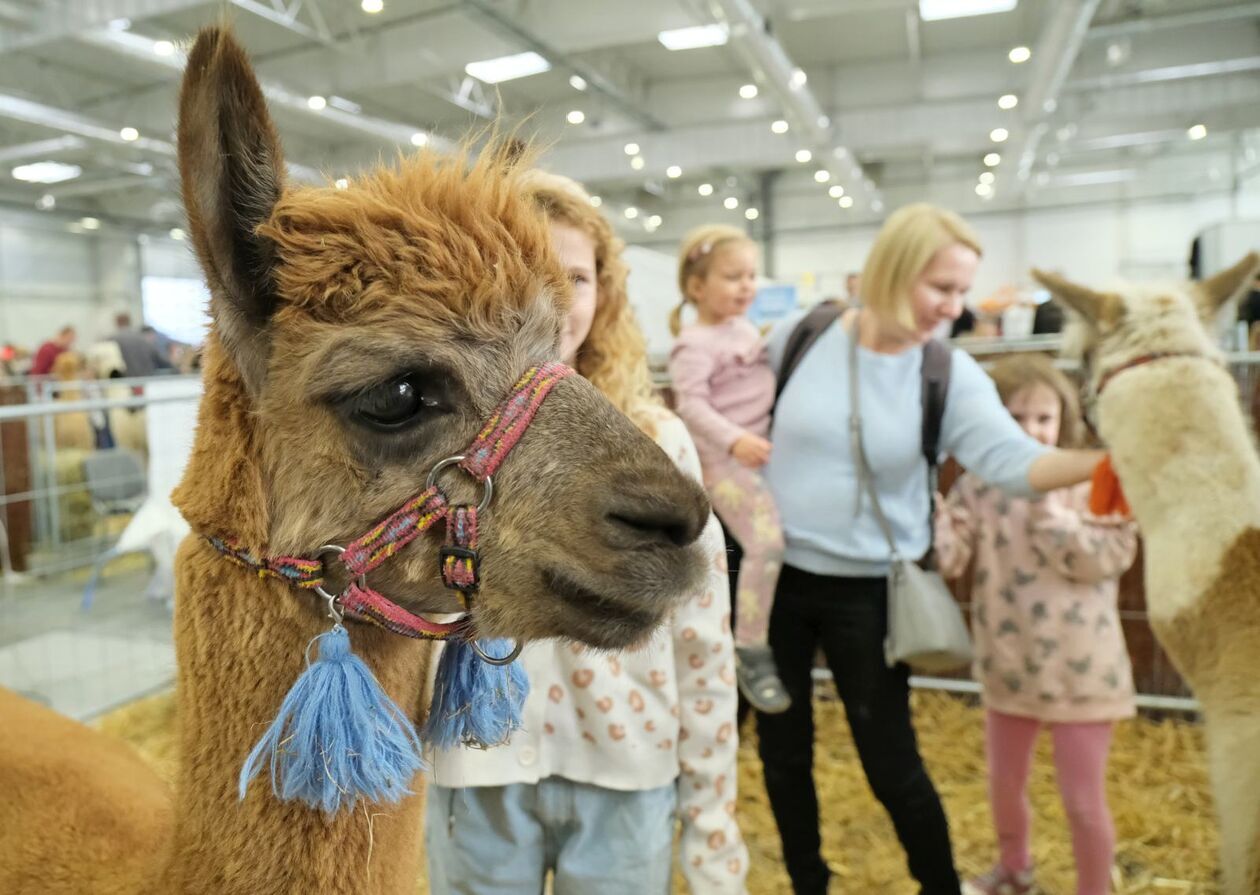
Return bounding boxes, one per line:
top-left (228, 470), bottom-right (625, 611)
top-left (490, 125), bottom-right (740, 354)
top-left (0, 561), bottom-right (174, 720)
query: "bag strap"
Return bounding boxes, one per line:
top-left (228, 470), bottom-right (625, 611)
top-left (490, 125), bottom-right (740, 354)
top-left (849, 322), bottom-right (954, 563)
top-left (775, 303), bottom-right (843, 402)
top-left (848, 318), bottom-right (902, 560)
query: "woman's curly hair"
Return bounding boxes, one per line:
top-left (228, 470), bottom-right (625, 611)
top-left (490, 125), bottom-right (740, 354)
top-left (520, 170), bottom-right (661, 435)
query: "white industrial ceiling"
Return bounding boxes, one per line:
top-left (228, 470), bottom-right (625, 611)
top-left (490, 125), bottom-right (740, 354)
top-left (0, 0), bottom-right (1256, 243)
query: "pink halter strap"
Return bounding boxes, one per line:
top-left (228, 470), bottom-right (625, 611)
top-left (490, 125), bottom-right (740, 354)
top-left (209, 362), bottom-right (574, 641)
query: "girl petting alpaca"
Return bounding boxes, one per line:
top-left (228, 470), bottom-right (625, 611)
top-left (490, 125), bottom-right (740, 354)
top-left (667, 225), bottom-right (790, 715)
top-left (935, 354), bottom-right (1138, 895)
top-left (425, 172), bottom-right (747, 895)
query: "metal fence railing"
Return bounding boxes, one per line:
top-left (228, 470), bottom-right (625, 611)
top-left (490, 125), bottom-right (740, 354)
top-left (0, 376), bottom-right (200, 720)
top-left (5, 341), bottom-right (1255, 719)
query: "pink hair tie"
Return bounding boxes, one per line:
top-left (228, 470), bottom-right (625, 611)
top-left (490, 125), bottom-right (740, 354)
top-left (687, 242), bottom-right (713, 264)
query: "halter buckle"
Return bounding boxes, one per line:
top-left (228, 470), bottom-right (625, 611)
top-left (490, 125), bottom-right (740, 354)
top-left (439, 544), bottom-right (481, 591)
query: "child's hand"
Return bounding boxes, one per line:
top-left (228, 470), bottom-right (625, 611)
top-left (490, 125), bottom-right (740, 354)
top-left (731, 433), bottom-right (772, 468)
top-left (935, 491), bottom-right (971, 528)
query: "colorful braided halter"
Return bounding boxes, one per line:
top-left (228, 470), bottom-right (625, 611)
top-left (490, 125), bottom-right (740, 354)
top-left (210, 362), bottom-right (574, 654)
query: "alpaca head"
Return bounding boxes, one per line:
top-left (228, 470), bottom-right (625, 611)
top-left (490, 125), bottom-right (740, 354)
top-left (174, 27), bottom-right (710, 650)
top-left (1031, 252), bottom-right (1260, 395)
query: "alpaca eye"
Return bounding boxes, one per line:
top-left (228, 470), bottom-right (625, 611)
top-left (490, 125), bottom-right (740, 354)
top-left (353, 375), bottom-right (439, 431)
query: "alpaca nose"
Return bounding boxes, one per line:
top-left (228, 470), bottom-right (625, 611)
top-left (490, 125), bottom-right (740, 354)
top-left (601, 488), bottom-right (708, 550)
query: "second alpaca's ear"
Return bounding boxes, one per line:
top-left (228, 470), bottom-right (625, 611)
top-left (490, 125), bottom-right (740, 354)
top-left (1196, 251), bottom-right (1260, 315)
top-left (1030, 269), bottom-right (1124, 328)
top-left (177, 26), bottom-right (285, 394)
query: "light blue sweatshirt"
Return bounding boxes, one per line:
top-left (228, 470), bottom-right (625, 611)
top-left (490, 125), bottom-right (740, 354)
top-left (764, 313), bottom-right (1049, 578)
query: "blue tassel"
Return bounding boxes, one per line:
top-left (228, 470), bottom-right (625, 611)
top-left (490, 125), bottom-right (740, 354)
top-left (422, 638), bottom-right (528, 750)
top-left (238, 625), bottom-right (425, 814)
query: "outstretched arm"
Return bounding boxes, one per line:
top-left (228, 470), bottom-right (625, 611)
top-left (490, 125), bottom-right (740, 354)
top-left (1027, 449), bottom-right (1107, 494)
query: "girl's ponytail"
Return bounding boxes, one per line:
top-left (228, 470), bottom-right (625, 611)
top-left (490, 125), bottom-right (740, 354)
top-left (669, 299), bottom-right (689, 337)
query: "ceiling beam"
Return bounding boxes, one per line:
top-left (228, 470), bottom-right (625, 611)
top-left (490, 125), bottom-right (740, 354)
top-left (1066, 55), bottom-right (1260, 92)
top-left (0, 92), bottom-right (176, 156)
top-left (0, 91), bottom-right (323, 184)
top-left (78, 27), bottom-right (451, 151)
top-left (0, 0), bottom-right (34, 23)
top-left (0, 135), bottom-right (86, 164)
top-left (460, 0), bottom-right (666, 132)
top-left (46, 172), bottom-right (163, 198)
top-left (1087, 2), bottom-right (1260, 41)
top-left (230, 0), bottom-right (339, 47)
top-left (1010, 0), bottom-right (1102, 183)
top-left (705, 0), bottom-right (879, 206)
top-left (0, 0), bottom-right (204, 53)
top-left (419, 75), bottom-right (498, 121)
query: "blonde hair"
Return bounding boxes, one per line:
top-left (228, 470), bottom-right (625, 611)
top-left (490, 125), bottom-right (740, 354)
top-left (670, 224), bottom-right (756, 336)
top-left (988, 354), bottom-right (1084, 448)
top-left (861, 203), bottom-right (982, 332)
top-left (520, 170), bottom-right (660, 435)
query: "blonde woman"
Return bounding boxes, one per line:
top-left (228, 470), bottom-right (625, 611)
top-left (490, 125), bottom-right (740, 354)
top-left (759, 204), bottom-right (1104, 895)
top-left (424, 171), bottom-right (748, 895)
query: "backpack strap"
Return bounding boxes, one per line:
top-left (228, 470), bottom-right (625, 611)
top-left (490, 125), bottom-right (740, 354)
top-left (921, 338), bottom-right (952, 564)
top-left (775, 303), bottom-right (843, 401)
top-left (920, 339), bottom-right (952, 471)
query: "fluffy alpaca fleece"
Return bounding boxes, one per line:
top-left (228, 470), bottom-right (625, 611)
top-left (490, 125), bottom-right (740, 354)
top-left (0, 688), bottom-right (173, 895)
top-left (0, 26), bottom-right (709, 895)
top-left (1034, 252), bottom-right (1260, 895)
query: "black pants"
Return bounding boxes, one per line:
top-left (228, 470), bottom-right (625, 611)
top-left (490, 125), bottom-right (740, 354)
top-left (757, 565), bottom-right (960, 895)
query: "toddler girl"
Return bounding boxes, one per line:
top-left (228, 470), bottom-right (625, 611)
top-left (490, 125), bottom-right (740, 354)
top-left (668, 225), bottom-right (788, 715)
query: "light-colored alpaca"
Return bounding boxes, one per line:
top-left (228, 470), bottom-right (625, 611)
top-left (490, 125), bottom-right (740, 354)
top-left (85, 339), bottom-right (148, 460)
top-left (0, 26), bottom-right (709, 895)
top-left (1033, 253), bottom-right (1260, 895)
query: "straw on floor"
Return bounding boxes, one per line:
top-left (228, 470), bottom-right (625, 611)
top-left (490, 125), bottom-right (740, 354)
top-left (97, 688), bottom-right (1218, 893)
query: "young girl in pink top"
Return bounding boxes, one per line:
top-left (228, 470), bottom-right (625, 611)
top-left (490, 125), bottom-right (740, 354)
top-left (935, 354), bottom-right (1138, 895)
top-left (667, 224), bottom-right (789, 715)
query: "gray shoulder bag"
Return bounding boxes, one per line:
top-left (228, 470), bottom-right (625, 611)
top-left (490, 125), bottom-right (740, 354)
top-left (848, 321), bottom-right (973, 674)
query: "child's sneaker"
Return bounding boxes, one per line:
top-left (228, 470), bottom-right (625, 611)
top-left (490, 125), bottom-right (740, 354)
top-left (962, 865), bottom-right (1037, 895)
top-left (735, 645), bottom-right (791, 714)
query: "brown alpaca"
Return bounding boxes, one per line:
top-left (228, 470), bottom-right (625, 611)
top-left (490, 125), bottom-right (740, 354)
top-left (1033, 253), bottom-right (1260, 895)
top-left (0, 26), bottom-right (709, 895)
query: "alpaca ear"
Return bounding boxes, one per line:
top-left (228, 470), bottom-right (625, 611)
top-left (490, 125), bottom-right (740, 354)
top-left (177, 26), bottom-right (285, 393)
top-left (1030, 269), bottom-right (1123, 327)
top-left (1196, 251), bottom-right (1260, 313)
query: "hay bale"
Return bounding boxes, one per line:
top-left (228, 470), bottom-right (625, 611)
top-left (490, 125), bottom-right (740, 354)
top-left (49, 449), bottom-right (94, 543)
top-left (97, 689), bottom-right (1220, 893)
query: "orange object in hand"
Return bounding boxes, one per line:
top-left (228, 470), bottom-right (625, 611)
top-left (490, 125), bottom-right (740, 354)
top-left (1089, 455), bottom-right (1130, 517)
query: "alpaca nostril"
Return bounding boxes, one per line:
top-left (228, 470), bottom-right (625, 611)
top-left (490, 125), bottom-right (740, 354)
top-left (599, 463), bottom-right (709, 551)
top-left (606, 509), bottom-right (693, 548)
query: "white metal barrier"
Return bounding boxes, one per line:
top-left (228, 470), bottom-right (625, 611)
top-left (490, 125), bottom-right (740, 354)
top-left (0, 375), bottom-right (200, 720)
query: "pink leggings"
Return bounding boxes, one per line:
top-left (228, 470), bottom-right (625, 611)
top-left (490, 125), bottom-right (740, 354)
top-left (986, 709), bottom-right (1115, 895)
top-left (706, 461), bottom-right (784, 648)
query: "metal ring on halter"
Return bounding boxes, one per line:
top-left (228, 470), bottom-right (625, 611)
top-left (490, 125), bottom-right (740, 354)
top-left (312, 544), bottom-right (367, 622)
top-left (470, 639), bottom-right (523, 666)
top-left (425, 454), bottom-right (493, 513)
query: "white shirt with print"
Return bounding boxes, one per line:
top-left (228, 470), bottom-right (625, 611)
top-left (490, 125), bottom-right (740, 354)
top-left (428, 406), bottom-right (748, 894)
